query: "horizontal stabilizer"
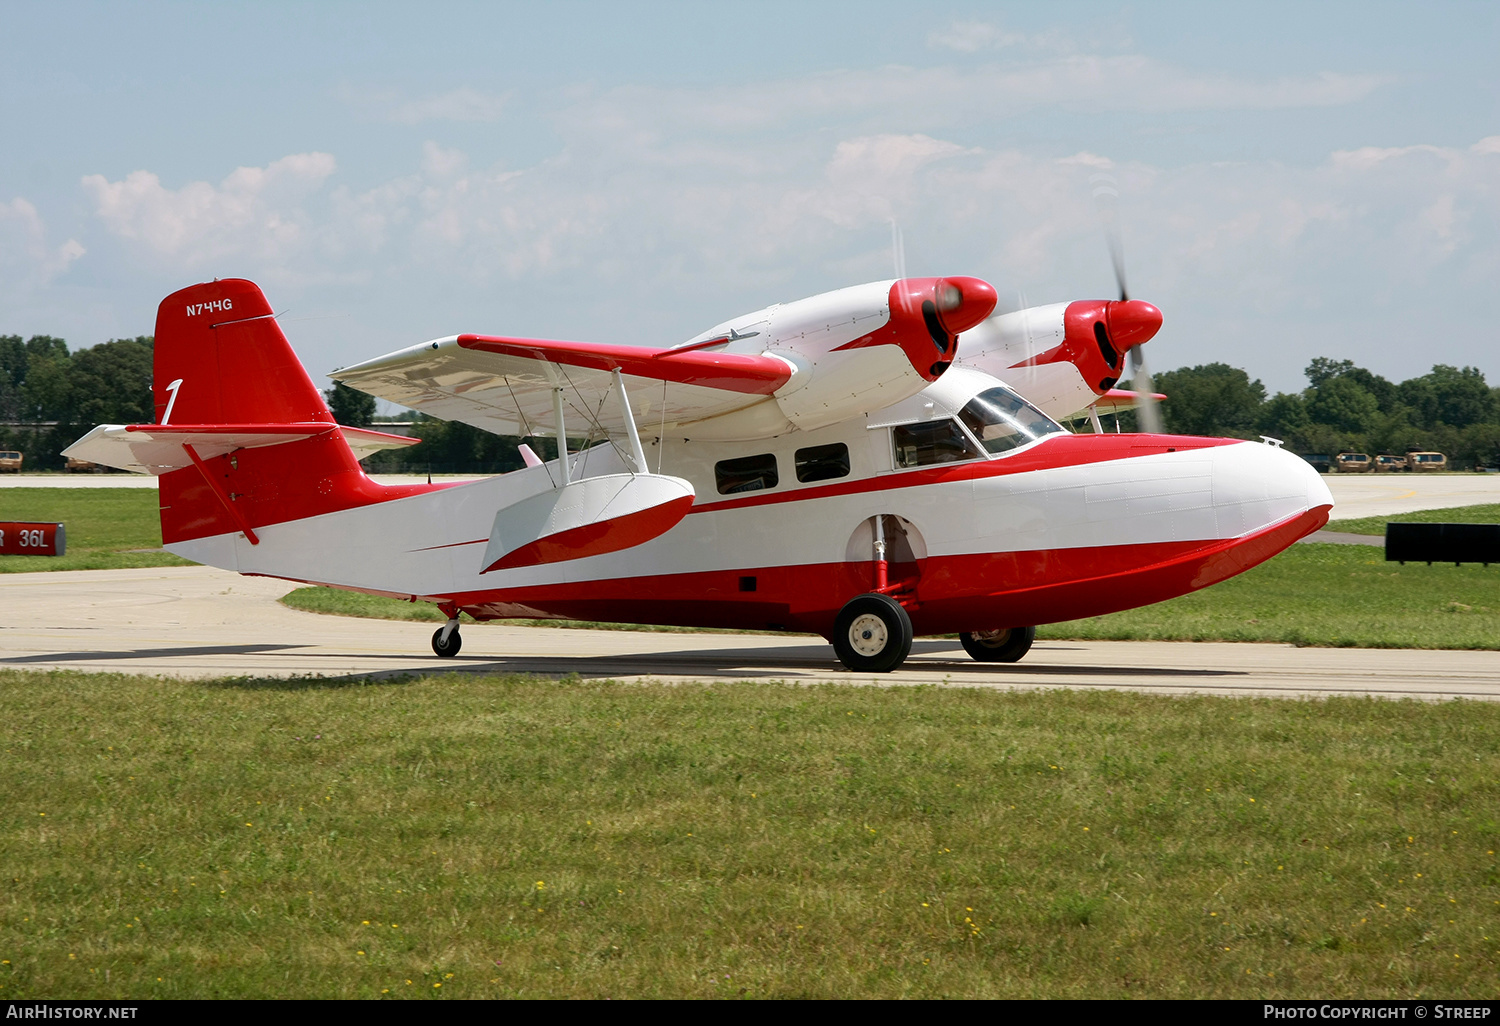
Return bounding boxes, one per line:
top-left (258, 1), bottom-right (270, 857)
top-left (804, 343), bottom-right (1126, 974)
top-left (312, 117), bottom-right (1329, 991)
top-left (62, 422), bottom-right (417, 475)
top-left (339, 426), bottom-right (423, 461)
top-left (482, 473), bottom-right (695, 573)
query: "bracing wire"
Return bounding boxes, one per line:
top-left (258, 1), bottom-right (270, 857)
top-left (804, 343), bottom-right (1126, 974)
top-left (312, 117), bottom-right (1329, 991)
top-left (503, 375), bottom-right (554, 487)
top-left (558, 366), bottom-right (632, 477)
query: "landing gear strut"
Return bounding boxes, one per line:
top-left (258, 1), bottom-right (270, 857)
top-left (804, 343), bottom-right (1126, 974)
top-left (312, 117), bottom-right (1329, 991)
top-left (833, 593), bottom-right (913, 673)
top-left (431, 617), bottom-right (462, 658)
top-left (959, 626), bottom-right (1035, 663)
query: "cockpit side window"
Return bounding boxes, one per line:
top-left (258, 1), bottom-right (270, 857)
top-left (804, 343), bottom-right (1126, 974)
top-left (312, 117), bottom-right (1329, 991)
top-left (957, 385), bottom-right (1064, 455)
top-left (892, 419), bottom-right (983, 469)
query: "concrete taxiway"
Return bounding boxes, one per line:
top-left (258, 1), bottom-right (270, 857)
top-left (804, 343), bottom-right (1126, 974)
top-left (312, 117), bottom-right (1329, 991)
top-left (2, 566), bottom-right (1495, 701)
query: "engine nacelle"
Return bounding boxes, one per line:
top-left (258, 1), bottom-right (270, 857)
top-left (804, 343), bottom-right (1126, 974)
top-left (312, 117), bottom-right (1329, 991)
top-left (755, 276), bottom-right (996, 431)
top-left (954, 298), bottom-right (1161, 422)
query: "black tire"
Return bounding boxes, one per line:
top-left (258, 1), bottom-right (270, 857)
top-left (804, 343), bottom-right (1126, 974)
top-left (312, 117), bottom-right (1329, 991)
top-left (832, 593), bottom-right (913, 673)
top-left (959, 626), bottom-right (1035, 663)
top-left (431, 626), bottom-right (462, 658)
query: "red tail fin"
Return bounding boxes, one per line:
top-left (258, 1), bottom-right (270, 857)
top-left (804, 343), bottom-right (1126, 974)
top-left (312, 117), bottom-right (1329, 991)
top-left (154, 279), bottom-right (336, 426)
top-left (153, 280), bottom-right (436, 546)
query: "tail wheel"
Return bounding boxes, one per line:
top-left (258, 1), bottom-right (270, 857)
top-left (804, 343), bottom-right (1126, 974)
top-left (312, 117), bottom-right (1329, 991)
top-left (431, 626), bottom-right (462, 658)
top-left (960, 626), bottom-right (1035, 663)
top-left (833, 593), bottom-right (913, 673)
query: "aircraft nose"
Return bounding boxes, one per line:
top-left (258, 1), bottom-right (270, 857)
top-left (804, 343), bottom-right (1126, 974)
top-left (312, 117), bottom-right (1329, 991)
top-left (1210, 441), bottom-right (1334, 538)
top-left (1105, 300), bottom-right (1163, 351)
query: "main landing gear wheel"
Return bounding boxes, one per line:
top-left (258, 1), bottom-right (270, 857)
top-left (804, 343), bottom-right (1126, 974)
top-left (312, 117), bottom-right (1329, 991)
top-left (833, 593), bottom-right (913, 673)
top-left (959, 626), bottom-right (1035, 663)
top-left (431, 622), bottom-right (462, 658)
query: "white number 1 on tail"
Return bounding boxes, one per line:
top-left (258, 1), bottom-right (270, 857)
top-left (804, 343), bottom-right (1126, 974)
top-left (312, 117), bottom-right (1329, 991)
top-left (161, 378), bottom-right (183, 425)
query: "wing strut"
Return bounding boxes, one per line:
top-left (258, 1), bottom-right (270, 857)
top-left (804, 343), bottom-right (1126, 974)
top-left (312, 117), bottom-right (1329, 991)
top-left (551, 386), bottom-right (569, 485)
top-left (613, 368), bottom-right (648, 474)
top-left (182, 442), bottom-right (260, 545)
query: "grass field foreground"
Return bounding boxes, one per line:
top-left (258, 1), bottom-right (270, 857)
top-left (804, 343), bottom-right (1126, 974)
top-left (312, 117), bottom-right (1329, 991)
top-left (1, 671), bottom-right (1496, 999)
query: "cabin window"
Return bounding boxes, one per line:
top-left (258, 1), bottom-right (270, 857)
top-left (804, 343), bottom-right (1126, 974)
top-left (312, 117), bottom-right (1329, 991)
top-left (794, 442), bottom-right (850, 483)
top-left (956, 385), bottom-right (1065, 455)
top-left (892, 420), bottom-right (982, 469)
top-left (715, 453), bottom-right (779, 494)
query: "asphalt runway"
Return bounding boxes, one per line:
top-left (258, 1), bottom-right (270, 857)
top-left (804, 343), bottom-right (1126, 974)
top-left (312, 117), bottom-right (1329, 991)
top-left (3, 566), bottom-right (1497, 701)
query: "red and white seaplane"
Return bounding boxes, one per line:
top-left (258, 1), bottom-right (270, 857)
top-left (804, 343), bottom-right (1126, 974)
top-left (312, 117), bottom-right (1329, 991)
top-left (65, 274), bottom-right (1331, 672)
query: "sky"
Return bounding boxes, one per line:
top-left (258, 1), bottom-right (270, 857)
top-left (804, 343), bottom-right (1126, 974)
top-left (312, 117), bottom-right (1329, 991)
top-left (1, 0), bottom-right (1497, 399)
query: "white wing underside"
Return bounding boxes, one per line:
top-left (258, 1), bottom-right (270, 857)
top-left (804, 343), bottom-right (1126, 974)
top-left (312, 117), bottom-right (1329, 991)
top-left (331, 336), bottom-right (784, 441)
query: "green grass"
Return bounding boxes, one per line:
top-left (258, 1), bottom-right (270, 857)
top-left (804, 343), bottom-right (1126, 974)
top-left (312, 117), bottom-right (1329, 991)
top-left (0, 488), bottom-right (191, 572)
top-left (1039, 543), bottom-right (1500, 649)
top-left (1330, 504), bottom-right (1500, 536)
top-left (1, 670), bottom-right (1497, 999)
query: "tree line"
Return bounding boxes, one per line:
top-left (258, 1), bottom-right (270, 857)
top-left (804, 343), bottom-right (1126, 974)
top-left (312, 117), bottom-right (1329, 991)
top-left (0, 335), bottom-right (154, 468)
top-left (1118, 358), bottom-right (1500, 468)
top-left (5, 331), bottom-right (1498, 470)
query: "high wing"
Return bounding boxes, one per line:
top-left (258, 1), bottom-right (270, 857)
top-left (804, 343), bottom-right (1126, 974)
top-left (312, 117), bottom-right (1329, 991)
top-left (331, 334), bottom-right (798, 442)
top-left (334, 277), bottom-right (996, 442)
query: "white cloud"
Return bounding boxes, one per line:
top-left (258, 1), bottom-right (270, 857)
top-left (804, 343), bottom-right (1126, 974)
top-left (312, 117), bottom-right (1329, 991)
top-left (66, 49), bottom-right (1495, 391)
top-left (0, 196), bottom-right (85, 283)
top-left (386, 87), bottom-right (511, 124)
top-left (81, 153), bottom-right (337, 265)
top-left (561, 58), bottom-right (1383, 140)
top-left (421, 140), bottom-right (468, 178)
top-left (927, 19), bottom-right (1073, 54)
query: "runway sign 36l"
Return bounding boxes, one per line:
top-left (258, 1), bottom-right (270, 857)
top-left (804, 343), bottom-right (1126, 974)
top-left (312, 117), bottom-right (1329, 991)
top-left (0, 522), bottom-right (66, 556)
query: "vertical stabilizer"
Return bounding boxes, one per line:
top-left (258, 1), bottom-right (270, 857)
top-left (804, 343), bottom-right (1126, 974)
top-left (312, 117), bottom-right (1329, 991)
top-left (151, 280), bottom-right (435, 550)
top-left (153, 279), bottom-right (335, 426)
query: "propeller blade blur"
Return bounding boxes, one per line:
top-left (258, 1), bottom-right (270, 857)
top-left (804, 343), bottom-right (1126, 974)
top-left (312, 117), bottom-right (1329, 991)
top-left (1129, 347), bottom-right (1164, 434)
top-left (1091, 174), bottom-right (1129, 302)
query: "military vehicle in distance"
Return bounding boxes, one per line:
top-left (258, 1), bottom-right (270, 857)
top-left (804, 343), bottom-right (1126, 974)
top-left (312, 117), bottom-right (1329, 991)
top-left (1406, 451), bottom-right (1447, 472)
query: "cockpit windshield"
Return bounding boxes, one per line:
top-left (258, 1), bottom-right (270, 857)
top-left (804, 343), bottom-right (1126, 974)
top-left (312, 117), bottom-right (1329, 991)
top-left (957, 385), bottom-right (1065, 455)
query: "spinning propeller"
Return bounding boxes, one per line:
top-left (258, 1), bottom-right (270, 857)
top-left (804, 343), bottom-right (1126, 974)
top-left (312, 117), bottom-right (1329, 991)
top-left (1092, 175), bottom-right (1164, 434)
